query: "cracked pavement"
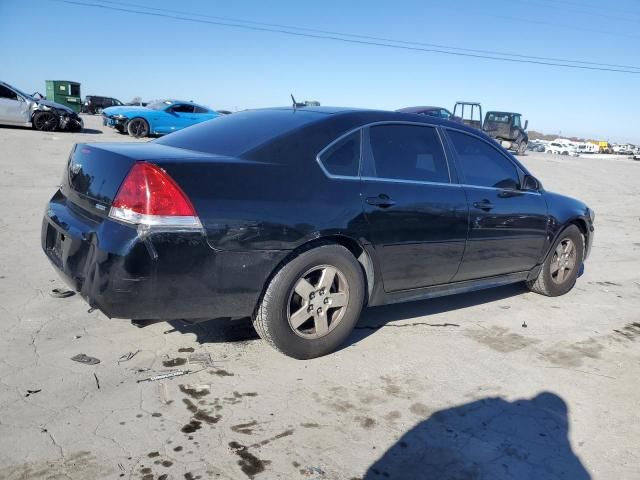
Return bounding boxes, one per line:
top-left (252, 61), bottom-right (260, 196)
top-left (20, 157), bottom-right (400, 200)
top-left (0, 116), bottom-right (638, 479)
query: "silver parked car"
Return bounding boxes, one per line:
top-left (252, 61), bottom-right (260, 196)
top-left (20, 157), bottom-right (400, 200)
top-left (0, 81), bottom-right (83, 132)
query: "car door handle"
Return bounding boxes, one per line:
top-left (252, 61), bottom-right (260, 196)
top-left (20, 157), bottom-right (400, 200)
top-left (473, 200), bottom-right (494, 211)
top-left (366, 194), bottom-right (396, 208)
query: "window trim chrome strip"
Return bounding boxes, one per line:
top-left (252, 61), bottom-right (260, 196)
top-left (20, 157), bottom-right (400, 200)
top-left (315, 120), bottom-right (454, 183)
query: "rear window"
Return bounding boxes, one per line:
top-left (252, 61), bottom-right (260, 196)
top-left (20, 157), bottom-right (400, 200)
top-left (486, 112), bottom-right (510, 123)
top-left (156, 109), bottom-right (326, 156)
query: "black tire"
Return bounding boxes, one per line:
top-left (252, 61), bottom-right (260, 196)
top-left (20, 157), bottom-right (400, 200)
top-left (253, 243), bottom-right (365, 359)
top-left (127, 118), bottom-right (149, 138)
top-left (526, 225), bottom-right (584, 297)
top-left (115, 125), bottom-right (126, 134)
top-left (32, 111), bottom-right (59, 131)
top-left (517, 140), bottom-right (527, 155)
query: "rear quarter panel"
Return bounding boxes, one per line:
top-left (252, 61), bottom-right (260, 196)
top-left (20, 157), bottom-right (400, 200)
top-left (157, 158), bottom-right (367, 252)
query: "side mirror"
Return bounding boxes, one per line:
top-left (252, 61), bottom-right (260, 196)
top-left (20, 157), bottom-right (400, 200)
top-left (522, 174), bottom-right (540, 191)
top-left (524, 120), bottom-right (529, 130)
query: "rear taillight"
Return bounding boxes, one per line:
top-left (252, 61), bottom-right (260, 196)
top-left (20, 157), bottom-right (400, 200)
top-left (109, 162), bottom-right (202, 230)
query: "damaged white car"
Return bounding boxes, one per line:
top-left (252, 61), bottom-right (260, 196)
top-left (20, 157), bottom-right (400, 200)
top-left (0, 81), bottom-right (83, 132)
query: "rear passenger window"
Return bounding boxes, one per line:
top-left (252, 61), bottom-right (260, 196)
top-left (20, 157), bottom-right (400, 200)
top-left (368, 125), bottom-right (449, 183)
top-left (319, 131), bottom-right (360, 177)
top-left (447, 130), bottom-right (520, 189)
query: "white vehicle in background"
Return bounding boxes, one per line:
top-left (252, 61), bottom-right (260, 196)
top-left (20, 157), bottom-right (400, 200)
top-left (546, 142), bottom-right (578, 156)
top-left (577, 143), bottom-right (598, 154)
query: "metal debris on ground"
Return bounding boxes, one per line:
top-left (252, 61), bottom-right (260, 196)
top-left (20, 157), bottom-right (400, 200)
top-left (118, 349), bottom-right (141, 364)
top-left (522, 321), bottom-right (528, 328)
top-left (137, 370), bottom-right (200, 383)
top-left (300, 466), bottom-right (326, 476)
top-left (71, 353), bottom-right (101, 365)
top-left (158, 382), bottom-right (171, 404)
top-left (188, 352), bottom-right (214, 367)
top-left (25, 389), bottom-right (41, 397)
top-left (94, 373), bottom-right (100, 389)
top-left (49, 288), bottom-right (75, 298)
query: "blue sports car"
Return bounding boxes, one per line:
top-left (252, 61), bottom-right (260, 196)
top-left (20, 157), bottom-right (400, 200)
top-left (102, 99), bottom-right (220, 137)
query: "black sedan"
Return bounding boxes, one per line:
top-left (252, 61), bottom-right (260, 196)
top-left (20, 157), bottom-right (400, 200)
top-left (41, 107), bottom-right (594, 359)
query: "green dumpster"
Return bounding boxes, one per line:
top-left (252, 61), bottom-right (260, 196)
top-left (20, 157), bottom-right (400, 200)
top-left (45, 80), bottom-right (82, 113)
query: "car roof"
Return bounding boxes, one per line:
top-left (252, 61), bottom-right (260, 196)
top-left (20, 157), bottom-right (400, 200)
top-left (487, 111), bottom-right (522, 116)
top-left (152, 99), bottom-right (210, 109)
top-left (245, 106), bottom-right (482, 134)
top-left (395, 106), bottom-right (446, 113)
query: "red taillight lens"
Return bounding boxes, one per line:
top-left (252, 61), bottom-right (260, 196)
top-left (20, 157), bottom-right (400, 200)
top-left (110, 162), bottom-right (201, 229)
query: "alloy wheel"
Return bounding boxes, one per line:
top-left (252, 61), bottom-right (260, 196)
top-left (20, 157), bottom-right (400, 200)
top-left (128, 119), bottom-right (147, 137)
top-left (550, 238), bottom-right (576, 284)
top-left (287, 265), bottom-right (349, 339)
top-left (34, 112), bottom-right (57, 131)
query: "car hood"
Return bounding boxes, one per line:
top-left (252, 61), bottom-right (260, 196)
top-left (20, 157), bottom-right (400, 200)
top-left (36, 99), bottom-right (75, 114)
top-left (103, 105), bottom-right (150, 116)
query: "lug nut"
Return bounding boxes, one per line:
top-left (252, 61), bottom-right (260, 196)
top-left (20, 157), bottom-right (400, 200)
top-left (319, 288), bottom-right (325, 295)
top-left (309, 292), bottom-right (315, 299)
top-left (324, 297), bottom-right (330, 305)
top-left (308, 304), bottom-right (314, 312)
top-left (317, 307), bottom-right (323, 315)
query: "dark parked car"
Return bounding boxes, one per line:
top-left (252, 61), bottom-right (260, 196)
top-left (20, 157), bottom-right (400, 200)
top-left (41, 107), bottom-right (594, 359)
top-left (82, 95), bottom-right (123, 114)
top-left (396, 106), bottom-right (461, 122)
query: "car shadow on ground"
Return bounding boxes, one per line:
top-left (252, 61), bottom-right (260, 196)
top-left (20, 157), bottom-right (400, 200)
top-left (363, 391), bottom-right (591, 480)
top-left (347, 283), bottom-right (528, 345)
top-left (159, 283), bottom-right (528, 346)
top-left (0, 125), bottom-right (101, 134)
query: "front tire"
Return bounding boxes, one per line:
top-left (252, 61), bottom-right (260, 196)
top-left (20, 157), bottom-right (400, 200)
top-left (32, 111), bottom-right (58, 131)
top-left (127, 118), bottom-right (149, 138)
top-left (517, 140), bottom-right (527, 155)
top-left (253, 244), bottom-right (365, 359)
top-left (526, 225), bottom-right (584, 297)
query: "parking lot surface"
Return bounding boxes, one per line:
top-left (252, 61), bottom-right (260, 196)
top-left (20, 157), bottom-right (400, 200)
top-left (0, 115), bottom-right (638, 479)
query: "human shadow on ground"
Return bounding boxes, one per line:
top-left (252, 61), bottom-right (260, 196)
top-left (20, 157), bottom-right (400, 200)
top-left (363, 392), bottom-right (590, 480)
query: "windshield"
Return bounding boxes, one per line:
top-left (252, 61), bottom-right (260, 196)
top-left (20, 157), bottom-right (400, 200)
top-left (156, 108), bottom-right (326, 156)
top-left (147, 100), bottom-right (173, 110)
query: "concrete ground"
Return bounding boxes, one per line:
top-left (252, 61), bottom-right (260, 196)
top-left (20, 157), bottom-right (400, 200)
top-left (0, 115), bottom-right (638, 480)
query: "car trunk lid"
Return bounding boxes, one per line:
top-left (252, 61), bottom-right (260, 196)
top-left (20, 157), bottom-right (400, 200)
top-left (61, 142), bottom-right (245, 219)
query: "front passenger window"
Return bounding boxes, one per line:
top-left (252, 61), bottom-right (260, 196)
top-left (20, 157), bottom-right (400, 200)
top-left (0, 86), bottom-right (18, 101)
top-left (447, 130), bottom-right (520, 189)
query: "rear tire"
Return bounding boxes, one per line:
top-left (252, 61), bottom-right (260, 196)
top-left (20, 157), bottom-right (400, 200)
top-left (526, 225), bottom-right (584, 297)
top-left (127, 118), bottom-right (149, 138)
top-left (32, 111), bottom-right (58, 131)
top-left (253, 243), bottom-right (365, 359)
top-left (517, 140), bottom-right (527, 155)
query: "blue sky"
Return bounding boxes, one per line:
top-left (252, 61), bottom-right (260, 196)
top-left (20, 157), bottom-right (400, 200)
top-left (1, 0), bottom-right (639, 142)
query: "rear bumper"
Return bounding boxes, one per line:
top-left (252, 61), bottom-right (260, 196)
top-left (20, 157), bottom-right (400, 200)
top-left (41, 191), bottom-right (287, 320)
